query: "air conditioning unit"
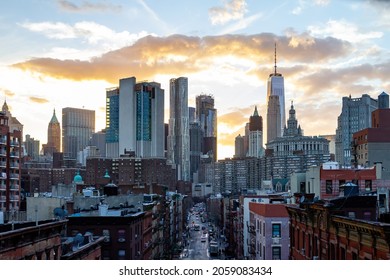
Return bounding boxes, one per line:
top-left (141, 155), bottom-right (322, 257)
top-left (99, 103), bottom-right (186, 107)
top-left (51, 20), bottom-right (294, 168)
top-left (272, 238), bottom-right (280, 244)
top-left (313, 256), bottom-right (319, 260)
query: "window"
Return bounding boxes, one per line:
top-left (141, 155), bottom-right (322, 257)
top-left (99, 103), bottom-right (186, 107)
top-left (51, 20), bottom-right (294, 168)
top-left (272, 223), bottom-right (281, 238)
top-left (365, 180), bottom-right (372, 191)
top-left (272, 246), bottom-right (281, 260)
top-left (363, 211), bottom-right (372, 221)
top-left (118, 229), bottom-right (126, 242)
top-left (340, 247), bottom-right (346, 260)
top-left (118, 250), bottom-right (126, 260)
top-left (102, 229), bottom-right (110, 242)
top-left (300, 182), bottom-right (305, 193)
top-left (326, 180), bottom-right (333, 194)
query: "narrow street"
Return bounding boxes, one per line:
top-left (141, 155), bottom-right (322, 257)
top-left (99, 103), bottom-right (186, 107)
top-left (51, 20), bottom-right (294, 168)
top-left (178, 204), bottom-right (226, 260)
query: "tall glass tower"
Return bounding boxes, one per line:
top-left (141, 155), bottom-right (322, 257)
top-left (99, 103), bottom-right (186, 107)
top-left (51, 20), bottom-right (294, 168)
top-left (266, 44), bottom-right (285, 143)
top-left (196, 94), bottom-right (217, 161)
top-left (167, 77), bottom-right (190, 181)
top-left (62, 107), bottom-right (95, 160)
top-left (118, 77), bottom-right (165, 158)
top-left (106, 87), bottom-right (119, 158)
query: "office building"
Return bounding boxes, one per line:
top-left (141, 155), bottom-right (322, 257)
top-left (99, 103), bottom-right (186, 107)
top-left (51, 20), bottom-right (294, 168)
top-left (43, 109), bottom-right (61, 156)
top-left (265, 103), bottom-right (330, 180)
top-left (234, 134), bottom-right (245, 158)
top-left (189, 122), bottom-right (202, 182)
top-left (352, 106), bottom-right (390, 177)
top-left (266, 45), bottom-right (285, 143)
top-left (335, 94), bottom-right (378, 166)
top-left (248, 106), bottom-right (264, 158)
top-left (196, 94), bottom-right (217, 161)
top-left (266, 95), bottom-right (281, 144)
top-left (62, 107), bottom-right (95, 160)
top-left (167, 77), bottom-right (190, 181)
top-left (118, 77), bottom-right (165, 158)
top-left (106, 87), bottom-right (120, 158)
top-left (24, 134), bottom-right (40, 161)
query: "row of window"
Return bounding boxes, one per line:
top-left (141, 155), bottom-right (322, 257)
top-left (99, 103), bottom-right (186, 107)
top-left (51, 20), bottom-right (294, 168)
top-left (255, 220), bottom-right (282, 238)
top-left (325, 180), bottom-right (372, 194)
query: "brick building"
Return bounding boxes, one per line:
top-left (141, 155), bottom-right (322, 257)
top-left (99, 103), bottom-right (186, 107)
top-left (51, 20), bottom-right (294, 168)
top-left (67, 210), bottom-right (145, 260)
top-left (287, 196), bottom-right (390, 260)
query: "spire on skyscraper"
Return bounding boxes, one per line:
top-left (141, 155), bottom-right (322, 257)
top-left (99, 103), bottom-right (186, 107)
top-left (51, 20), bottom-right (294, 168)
top-left (274, 42), bottom-right (277, 75)
top-left (50, 108), bottom-right (59, 124)
top-left (253, 105), bottom-right (259, 117)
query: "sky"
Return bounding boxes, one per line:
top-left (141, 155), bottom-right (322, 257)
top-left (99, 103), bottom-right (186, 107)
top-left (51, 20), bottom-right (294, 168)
top-left (1, 0), bottom-right (389, 160)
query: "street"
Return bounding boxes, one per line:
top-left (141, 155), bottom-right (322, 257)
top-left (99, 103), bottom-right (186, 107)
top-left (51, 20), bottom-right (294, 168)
top-left (178, 205), bottom-right (226, 260)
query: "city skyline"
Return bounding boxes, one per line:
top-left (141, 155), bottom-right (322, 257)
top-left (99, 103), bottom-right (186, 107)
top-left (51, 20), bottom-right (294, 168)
top-left (1, 0), bottom-right (389, 159)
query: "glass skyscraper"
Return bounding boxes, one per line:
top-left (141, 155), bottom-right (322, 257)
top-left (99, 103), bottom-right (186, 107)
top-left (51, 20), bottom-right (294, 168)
top-left (62, 107), bottom-right (95, 160)
top-left (196, 94), bottom-right (217, 161)
top-left (118, 77), bottom-right (165, 158)
top-left (167, 77), bottom-right (190, 181)
top-left (106, 87), bottom-right (120, 158)
top-left (266, 45), bottom-right (285, 144)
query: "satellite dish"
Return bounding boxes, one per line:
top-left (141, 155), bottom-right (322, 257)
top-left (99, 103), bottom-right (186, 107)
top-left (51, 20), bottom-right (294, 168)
top-left (313, 196), bottom-right (319, 202)
top-left (300, 196), bottom-right (305, 203)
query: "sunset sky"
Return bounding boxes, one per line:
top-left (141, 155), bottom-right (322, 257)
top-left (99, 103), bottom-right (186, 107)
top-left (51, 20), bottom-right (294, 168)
top-left (1, 0), bottom-right (389, 159)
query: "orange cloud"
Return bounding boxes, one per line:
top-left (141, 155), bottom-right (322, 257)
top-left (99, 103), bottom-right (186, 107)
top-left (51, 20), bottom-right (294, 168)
top-left (12, 33), bottom-right (351, 83)
top-left (29, 96), bottom-right (49, 104)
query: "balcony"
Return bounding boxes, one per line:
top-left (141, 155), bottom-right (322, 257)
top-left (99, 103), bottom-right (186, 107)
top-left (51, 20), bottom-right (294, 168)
top-left (10, 163), bottom-right (19, 169)
top-left (10, 152), bottom-right (19, 158)
top-left (10, 174), bottom-right (19, 180)
top-left (10, 141), bottom-right (19, 147)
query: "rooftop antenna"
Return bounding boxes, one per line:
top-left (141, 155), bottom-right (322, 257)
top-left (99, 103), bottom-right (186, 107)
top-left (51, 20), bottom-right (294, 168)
top-left (274, 42), bottom-right (277, 75)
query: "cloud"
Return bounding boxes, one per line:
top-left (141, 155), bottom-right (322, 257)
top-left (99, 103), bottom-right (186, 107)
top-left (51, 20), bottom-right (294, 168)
top-left (0, 88), bottom-right (15, 97)
top-left (57, 0), bottom-right (122, 13)
top-left (294, 62), bottom-right (390, 95)
top-left (12, 33), bottom-right (351, 83)
top-left (19, 21), bottom-right (150, 51)
top-left (219, 12), bottom-right (263, 34)
top-left (29, 96), bottom-right (50, 104)
top-left (209, 0), bottom-right (247, 25)
top-left (308, 19), bottom-right (383, 43)
top-left (291, 0), bottom-right (330, 15)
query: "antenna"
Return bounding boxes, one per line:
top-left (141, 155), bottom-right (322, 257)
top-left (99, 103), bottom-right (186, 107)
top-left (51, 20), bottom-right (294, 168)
top-left (274, 42), bottom-right (277, 75)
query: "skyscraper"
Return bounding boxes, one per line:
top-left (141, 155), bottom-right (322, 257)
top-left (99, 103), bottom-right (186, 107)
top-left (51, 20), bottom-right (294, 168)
top-left (266, 44), bottom-right (285, 143)
top-left (267, 95), bottom-right (281, 143)
top-left (196, 94), bottom-right (217, 161)
top-left (106, 87), bottom-right (120, 158)
top-left (234, 134), bottom-right (245, 158)
top-left (43, 109), bottom-right (61, 156)
top-left (118, 77), bottom-right (165, 158)
top-left (167, 77), bottom-right (190, 181)
top-left (248, 106), bottom-right (264, 158)
top-left (62, 107), bottom-right (95, 160)
top-left (24, 134), bottom-right (40, 161)
top-left (335, 94), bottom-right (378, 166)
